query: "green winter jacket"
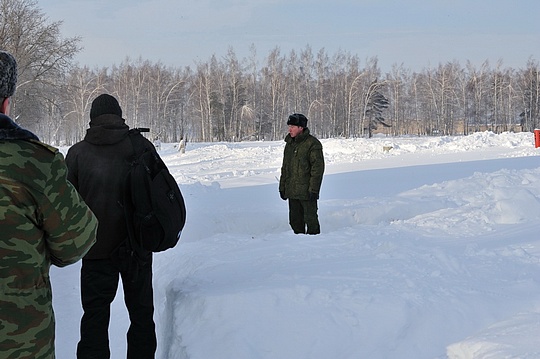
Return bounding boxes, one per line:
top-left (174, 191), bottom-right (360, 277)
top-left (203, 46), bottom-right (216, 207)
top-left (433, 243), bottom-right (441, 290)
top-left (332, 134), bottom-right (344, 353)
top-left (279, 127), bottom-right (325, 200)
top-left (0, 114), bottom-right (97, 359)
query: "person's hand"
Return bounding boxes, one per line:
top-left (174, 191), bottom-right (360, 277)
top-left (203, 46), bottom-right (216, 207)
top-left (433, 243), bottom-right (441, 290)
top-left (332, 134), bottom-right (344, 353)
top-left (309, 192), bottom-right (319, 201)
top-left (280, 191), bottom-right (287, 200)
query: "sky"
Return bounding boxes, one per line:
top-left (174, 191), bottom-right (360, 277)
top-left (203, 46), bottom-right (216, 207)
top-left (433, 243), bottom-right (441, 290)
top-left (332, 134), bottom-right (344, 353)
top-left (38, 0), bottom-right (540, 73)
top-left (51, 132), bottom-right (540, 358)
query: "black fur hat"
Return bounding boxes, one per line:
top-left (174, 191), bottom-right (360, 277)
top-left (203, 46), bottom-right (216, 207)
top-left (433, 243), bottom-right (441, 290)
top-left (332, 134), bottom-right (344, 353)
top-left (90, 94), bottom-right (122, 119)
top-left (0, 51), bottom-right (17, 98)
top-left (287, 113), bottom-right (308, 128)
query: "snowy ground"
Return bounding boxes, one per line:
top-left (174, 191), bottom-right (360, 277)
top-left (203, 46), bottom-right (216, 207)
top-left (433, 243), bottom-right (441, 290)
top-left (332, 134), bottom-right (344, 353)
top-left (53, 131), bottom-right (540, 359)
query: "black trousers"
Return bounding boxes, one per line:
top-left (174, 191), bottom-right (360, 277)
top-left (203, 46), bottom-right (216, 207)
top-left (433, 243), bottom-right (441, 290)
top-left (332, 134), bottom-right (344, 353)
top-left (288, 198), bottom-right (320, 234)
top-left (76, 255), bottom-right (157, 359)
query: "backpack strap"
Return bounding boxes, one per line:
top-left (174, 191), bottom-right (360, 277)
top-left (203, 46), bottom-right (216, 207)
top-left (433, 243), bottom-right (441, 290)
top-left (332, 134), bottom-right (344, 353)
top-left (127, 128), bottom-right (149, 159)
top-left (124, 128), bottom-right (152, 269)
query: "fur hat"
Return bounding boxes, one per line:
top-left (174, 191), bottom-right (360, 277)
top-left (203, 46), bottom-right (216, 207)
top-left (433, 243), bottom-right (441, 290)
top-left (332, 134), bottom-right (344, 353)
top-left (287, 113), bottom-right (308, 128)
top-left (90, 94), bottom-right (123, 119)
top-left (0, 51), bottom-right (17, 98)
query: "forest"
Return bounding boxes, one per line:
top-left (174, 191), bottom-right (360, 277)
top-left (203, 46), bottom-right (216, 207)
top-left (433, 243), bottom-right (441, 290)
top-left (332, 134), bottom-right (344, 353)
top-left (2, 0), bottom-right (539, 145)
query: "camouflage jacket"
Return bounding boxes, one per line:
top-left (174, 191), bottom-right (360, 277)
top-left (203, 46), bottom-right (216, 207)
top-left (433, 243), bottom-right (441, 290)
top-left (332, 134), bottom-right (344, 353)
top-left (0, 114), bottom-right (97, 358)
top-left (279, 127), bottom-right (325, 200)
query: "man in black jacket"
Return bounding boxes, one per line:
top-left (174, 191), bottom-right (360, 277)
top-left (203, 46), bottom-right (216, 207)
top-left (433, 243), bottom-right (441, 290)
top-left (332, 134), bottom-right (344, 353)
top-left (66, 94), bottom-right (157, 359)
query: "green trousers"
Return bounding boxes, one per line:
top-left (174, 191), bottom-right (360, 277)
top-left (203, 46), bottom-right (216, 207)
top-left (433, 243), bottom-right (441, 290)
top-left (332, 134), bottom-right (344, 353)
top-left (288, 198), bottom-right (320, 234)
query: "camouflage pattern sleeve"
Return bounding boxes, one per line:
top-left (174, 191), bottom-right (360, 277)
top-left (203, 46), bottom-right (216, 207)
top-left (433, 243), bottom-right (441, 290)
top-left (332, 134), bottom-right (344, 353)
top-left (39, 146), bottom-right (98, 267)
top-left (308, 138), bottom-right (325, 194)
top-left (0, 140), bottom-right (97, 358)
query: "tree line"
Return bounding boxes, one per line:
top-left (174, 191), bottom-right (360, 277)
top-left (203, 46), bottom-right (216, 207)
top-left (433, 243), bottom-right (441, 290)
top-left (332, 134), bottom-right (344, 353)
top-left (2, 0), bottom-right (540, 145)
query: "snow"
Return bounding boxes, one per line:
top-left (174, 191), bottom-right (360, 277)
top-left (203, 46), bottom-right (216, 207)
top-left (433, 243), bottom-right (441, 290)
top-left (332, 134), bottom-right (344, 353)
top-left (52, 131), bottom-right (540, 359)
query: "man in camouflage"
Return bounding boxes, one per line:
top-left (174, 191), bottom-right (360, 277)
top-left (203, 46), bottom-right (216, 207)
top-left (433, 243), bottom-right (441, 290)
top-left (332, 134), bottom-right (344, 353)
top-left (279, 113), bottom-right (325, 234)
top-left (0, 50), bottom-right (97, 358)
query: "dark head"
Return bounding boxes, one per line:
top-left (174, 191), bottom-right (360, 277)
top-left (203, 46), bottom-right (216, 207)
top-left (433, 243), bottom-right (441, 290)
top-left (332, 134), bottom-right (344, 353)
top-left (0, 51), bottom-right (17, 115)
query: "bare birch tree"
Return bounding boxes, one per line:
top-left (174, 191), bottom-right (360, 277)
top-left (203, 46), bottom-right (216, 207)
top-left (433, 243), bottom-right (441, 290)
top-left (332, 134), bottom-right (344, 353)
top-left (0, 0), bottom-right (80, 134)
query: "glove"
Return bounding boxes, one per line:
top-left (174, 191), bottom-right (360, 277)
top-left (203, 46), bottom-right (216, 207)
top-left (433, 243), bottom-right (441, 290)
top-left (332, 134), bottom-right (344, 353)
top-left (309, 192), bottom-right (319, 201)
top-left (280, 191), bottom-right (287, 200)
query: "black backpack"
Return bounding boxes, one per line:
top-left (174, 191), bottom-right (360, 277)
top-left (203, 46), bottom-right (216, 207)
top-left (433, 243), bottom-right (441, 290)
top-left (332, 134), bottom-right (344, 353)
top-left (123, 128), bottom-right (186, 262)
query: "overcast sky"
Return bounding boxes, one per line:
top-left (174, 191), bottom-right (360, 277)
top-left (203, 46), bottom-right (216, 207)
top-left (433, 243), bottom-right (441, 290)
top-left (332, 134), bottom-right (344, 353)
top-left (39, 0), bottom-right (540, 72)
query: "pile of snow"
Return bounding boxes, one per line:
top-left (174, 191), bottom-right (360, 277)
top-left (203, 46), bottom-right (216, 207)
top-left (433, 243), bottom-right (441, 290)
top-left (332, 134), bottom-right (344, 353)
top-left (53, 132), bottom-right (540, 359)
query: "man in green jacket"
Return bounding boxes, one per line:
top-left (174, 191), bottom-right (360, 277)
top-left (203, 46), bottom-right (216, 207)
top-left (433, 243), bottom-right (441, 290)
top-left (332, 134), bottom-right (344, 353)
top-left (0, 50), bottom-right (97, 359)
top-left (279, 113), bottom-right (325, 234)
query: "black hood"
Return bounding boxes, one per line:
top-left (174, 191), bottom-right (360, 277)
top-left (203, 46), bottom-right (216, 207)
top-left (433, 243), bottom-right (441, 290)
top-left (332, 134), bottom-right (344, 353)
top-left (84, 114), bottom-right (129, 145)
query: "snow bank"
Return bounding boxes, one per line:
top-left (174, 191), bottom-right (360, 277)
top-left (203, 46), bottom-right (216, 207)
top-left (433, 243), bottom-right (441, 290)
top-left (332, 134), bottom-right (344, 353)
top-left (53, 132), bottom-right (540, 359)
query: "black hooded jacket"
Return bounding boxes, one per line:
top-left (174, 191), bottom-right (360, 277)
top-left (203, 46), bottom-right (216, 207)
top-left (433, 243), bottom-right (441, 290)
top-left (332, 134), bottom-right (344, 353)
top-left (65, 114), bottom-right (154, 259)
